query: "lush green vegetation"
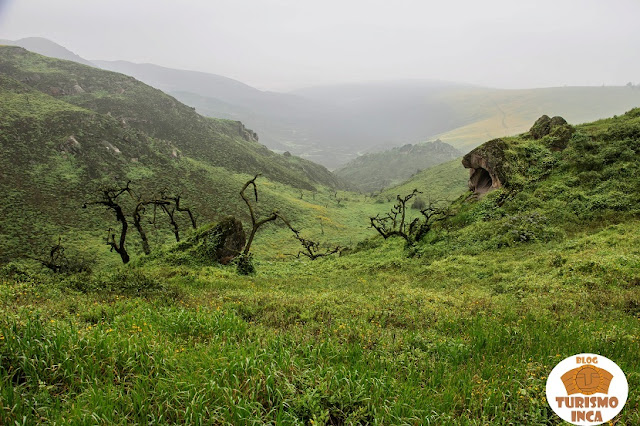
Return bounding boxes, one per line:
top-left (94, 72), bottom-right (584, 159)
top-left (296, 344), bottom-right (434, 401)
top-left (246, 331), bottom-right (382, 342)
top-left (0, 47), bottom-right (349, 263)
top-left (2, 219), bottom-right (639, 424)
top-left (2, 48), bottom-right (640, 424)
top-left (335, 140), bottom-right (460, 193)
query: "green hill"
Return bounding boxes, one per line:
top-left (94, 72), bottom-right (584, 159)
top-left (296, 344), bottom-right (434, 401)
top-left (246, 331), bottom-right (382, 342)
top-left (419, 108), bottom-right (640, 255)
top-left (379, 158), bottom-right (469, 202)
top-left (335, 140), bottom-right (461, 192)
top-left (2, 110), bottom-right (640, 424)
top-left (0, 46), bottom-right (347, 263)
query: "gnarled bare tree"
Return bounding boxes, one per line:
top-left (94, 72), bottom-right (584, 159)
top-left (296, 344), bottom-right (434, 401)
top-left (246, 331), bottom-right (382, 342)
top-left (26, 237), bottom-right (92, 273)
top-left (413, 199), bottom-right (453, 242)
top-left (86, 182), bottom-right (197, 261)
top-left (239, 174), bottom-right (279, 257)
top-left (84, 181), bottom-right (133, 264)
top-left (26, 237), bottom-right (67, 273)
top-left (369, 189), bottom-right (421, 242)
top-left (370, 189), bottom-right (452, 245)
top-left (154, 191), bottom-right (197, 242)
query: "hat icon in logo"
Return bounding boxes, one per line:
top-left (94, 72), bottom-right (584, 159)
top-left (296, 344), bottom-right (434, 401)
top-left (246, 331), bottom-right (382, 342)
top-left (546, 353), bottom-right (628, 425)
top-left (561, 365), bottom-right (614, 395)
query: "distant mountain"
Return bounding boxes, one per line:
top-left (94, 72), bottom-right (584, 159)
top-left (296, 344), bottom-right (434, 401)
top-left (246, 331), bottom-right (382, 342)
top-left (335, 140), bottom-right (461, 192)
top-left (0, 37), bottom-right (94, 66)
top-left (9, 38), bottom-right (640, 169)
top-left (0, 46), bottom-right (344, 261)
top-left (93, 60), bottom-right (331, 156)
top-left (91, 63), bottom-right (476, 168)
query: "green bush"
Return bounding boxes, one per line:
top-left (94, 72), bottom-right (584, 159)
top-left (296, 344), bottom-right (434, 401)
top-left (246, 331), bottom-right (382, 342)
top-left (235, 254), bottom-right (255, 275)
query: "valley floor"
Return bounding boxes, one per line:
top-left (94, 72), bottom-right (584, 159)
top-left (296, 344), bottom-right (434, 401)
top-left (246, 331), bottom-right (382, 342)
top-left (1, 220), bottom-right (639, 424)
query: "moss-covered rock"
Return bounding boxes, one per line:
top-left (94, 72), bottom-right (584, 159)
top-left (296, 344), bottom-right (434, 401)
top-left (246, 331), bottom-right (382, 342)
top-left (529, 115), bottom-right (575, 151)
top-left (192, 217), bottom-right (246, 264)
top-left (530, 115), bottom-right (552, 140)
top-left (161, 216), bottom-right (246, 265)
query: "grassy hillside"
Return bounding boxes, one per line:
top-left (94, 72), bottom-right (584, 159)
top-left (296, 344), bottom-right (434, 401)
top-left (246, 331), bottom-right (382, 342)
top-left (1, 109), bottom-right (640, 424)
top-left (335, 140), bottom-right (461, 192)
top-left (419, 108), bottom-right (640, 256)
top-left (0, 46), bottom-right (342, 189)
top-left (379, 158), bottom-right (469, 202)
top-left (0, 47), bottom-right (353, 263)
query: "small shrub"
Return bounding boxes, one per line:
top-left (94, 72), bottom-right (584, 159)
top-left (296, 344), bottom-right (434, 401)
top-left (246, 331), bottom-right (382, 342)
top-left (0, 261), bottom-right (34, 281)
top-left (411, 198), bottom-right (426, 210)
top-left (236, 254), bottom-right (255, 275)
top-left (103, 269), bottom-right (164, 294)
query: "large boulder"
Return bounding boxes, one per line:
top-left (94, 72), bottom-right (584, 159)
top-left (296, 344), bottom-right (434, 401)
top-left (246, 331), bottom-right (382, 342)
top-left (530, 115), bottom-right (575, 150)
top-left (194, 216), bottom-right (246, 264)
top-left (162, 216), bottom-right (246, 265)
top-left (462, 138), bottom-right (508, 195)
top-left (530, 115), bottom-right (552, 139)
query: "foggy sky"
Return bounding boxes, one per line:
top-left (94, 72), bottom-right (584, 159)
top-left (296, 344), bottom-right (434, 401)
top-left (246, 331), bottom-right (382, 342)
top-left (1, 0), bottom-right (639, 91)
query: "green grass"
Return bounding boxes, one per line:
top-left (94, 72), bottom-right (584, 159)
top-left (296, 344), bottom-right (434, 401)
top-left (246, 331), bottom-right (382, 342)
top-left (1, 221), bottom-right (639, 424)
top-left (379, 158), bottom-right (469, 203)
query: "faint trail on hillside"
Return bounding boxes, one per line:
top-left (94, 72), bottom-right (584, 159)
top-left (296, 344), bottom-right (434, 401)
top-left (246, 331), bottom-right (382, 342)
top-left (494, 102), bottom-right (508, 129)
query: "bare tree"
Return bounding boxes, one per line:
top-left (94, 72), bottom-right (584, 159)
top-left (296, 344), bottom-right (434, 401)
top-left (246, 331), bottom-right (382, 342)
top-left (158, 202), bottom-right (180, 242)
top-left (84, 182), bottom-right (132, 264)
top-left (26, 237), bottom-right (91, 273)
top-left (132, 197), bottom-right (171, 255)
top-left (369, 189), bottom-right (420, 242)
top-left (162, 193), bottom-right (197, 229)
top-left (26, 237), bottom-right (67, 273)
top-left (369, 190), bottom-right (452, 245)
top-left (86, 182), bottom-right (197, 260)
top-left (239, 174), bottom-right (279, 256)
top-left (132, 200), bottom-right (152, 255)
top-left (412, 200), bottom-right (453, 242)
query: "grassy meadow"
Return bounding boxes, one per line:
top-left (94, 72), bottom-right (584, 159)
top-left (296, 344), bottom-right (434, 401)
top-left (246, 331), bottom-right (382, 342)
top-left (2, 220), bottom-right (640, 424)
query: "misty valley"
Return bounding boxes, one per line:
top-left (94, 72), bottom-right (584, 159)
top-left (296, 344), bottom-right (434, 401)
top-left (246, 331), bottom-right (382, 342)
top-left (1, 16), bottom-right (640, 426)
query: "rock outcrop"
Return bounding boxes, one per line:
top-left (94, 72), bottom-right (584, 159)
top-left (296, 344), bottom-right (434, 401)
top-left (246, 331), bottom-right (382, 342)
top-left (192, 217), bottom-right (246, 264)
top-left (58, 135), bottom-right (81, 154)
top-left (529, 115), bottom-right (575, 150)
top-left (234, 121), bottom-right (259, 143)
top-left (462, 138), bottom-right (508, 195)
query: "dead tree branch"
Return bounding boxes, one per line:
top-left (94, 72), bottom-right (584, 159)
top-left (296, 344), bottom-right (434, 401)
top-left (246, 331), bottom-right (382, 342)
top-left (279, 215), bottom-right (341, 260)
top-left (240, 174), bottom-right (279, 256)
